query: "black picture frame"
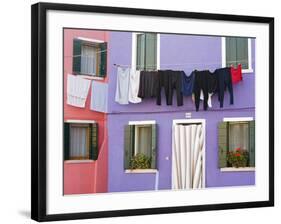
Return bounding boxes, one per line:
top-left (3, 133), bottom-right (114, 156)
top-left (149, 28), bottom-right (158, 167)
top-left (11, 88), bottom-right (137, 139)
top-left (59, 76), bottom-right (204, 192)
top-left (31, 2), bottom-right (274, 222)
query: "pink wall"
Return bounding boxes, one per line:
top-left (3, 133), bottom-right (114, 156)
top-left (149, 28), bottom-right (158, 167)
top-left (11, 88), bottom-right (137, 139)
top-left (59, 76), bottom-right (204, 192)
top-left (63, 29), bottom-right (109, 194)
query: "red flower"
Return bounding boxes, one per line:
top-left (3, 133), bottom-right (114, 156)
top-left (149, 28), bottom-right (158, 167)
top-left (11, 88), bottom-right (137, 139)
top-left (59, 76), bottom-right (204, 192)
top-left (235, 153), bottom-right (241, 157)
top-left (235, 147), bottom-right (241, 151)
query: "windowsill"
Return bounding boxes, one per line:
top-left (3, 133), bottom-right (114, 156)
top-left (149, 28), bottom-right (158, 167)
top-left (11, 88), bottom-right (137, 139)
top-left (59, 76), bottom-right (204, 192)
top-left (220, 167), bottom-right (255, 172)
top-left (242, 68), bottom-right (254, 74)
top-left (79, 75), bottom-right (105, 80)
top-left (64, 160), bottom-right (94, 164)
top-left (125, 169), bottom-right (158, 174)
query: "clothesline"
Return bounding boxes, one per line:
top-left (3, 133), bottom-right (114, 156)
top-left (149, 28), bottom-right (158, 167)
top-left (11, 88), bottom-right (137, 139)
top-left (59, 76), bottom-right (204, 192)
top-left (113, 60), bottom-right (252, 68)
top-left (64, 49), bottom-right (107, 58)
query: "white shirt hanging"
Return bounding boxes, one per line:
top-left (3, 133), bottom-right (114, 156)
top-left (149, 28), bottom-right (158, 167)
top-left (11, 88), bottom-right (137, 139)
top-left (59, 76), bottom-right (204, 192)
top-left (128, 69), bottom-right (142, 104)
top-left (115, 67), bottom-right (130, 105)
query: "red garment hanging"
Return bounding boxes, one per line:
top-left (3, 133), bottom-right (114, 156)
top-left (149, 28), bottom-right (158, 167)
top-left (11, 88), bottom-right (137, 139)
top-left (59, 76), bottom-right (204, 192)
top-left (230, 64), bottom-right (242, 84)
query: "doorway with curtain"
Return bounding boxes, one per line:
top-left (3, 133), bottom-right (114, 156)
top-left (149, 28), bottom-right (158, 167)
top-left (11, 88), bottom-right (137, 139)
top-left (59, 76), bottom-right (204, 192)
top-left (172, 119), bottom-right (206, 190)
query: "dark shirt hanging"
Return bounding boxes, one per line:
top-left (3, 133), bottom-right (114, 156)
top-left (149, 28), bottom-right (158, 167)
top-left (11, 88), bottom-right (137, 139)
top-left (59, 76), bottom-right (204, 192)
top-left (137, 71), bottom-right (159, 98)
top-left (181, 71), bottom-right (195, 96)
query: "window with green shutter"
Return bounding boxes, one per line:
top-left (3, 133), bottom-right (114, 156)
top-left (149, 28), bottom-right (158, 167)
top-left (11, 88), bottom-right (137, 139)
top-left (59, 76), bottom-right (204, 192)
top-left (89, 123), bottom-right (99, 160)
top-left (218, 120), bottom-right (255, 168)
top-left (73, 39), bottom-right (82, 74)
top-left (248, 121), bottom-right (255, 167)
top-left (72, 38), bottom-right (107, 77)
top-left (225, 37), bottom-right (249, 69)
top-left (218, 122), bottom-right (228, 168)
top-left (64, 123), bottom-right (70, 160)
top-left (64, 122), bottom-right (99, 161)
top-left (136, 33), bottom-right (157, 71)
top-left (124, 125), bottom-right (135, 169)
top-left (124, 123), bottom-right (157, 170)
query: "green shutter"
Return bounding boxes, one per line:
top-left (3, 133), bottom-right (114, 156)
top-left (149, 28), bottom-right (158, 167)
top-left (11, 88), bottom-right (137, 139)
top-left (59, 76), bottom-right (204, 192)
top-left (226, 37), bottom-right (237, 67)
top-left (236, 37), bottom-right (248, 69)
top-left (218, 122), bottom-right (228, 168)
top-left (226, 37), bottom-right (249, 69)
top-left (64, 123), bottom-right (70, 160)
top-left (249, 120), bottom-right (255, 167)
top-left (124, 125), bottom-right (134, 169)
top-left (72, 39), bottom-right (82, 73)
top-left (151, 124), bottom-right (157, 169)
top-left (145, 33), bottom-right (157, 70)
top-left (99, 42), bottom-right (107, 77)
top-left (136, 34), bottom-right (145, 70)
top-left (90, 123), bottom-right (98, 160)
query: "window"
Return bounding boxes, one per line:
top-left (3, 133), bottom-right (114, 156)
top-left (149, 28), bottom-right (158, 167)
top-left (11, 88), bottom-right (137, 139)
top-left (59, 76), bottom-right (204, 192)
top-left (133, 33), bottom-right (158, 71)
top-left (228, 122), bottom-right (249, 151)
top-left (223, 37), bottom-right (253, 72)
top-left (64, 122), bottom-right (98, 160)
top-left (218, 120), bottom-right (255, 168)
top-left (70, 124), bottom-right (89, 159)
top-left (124, 122), bottom-right (157, 170)
top-left (72, 38), bottom-right (107, 77)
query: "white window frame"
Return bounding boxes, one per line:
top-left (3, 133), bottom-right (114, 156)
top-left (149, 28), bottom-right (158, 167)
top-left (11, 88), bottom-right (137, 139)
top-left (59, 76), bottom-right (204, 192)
top-left (221, 37), bottom-right (253, 74)
top-left (223, 117), bottom-right (253, 122)
top-left (76, 37), bottom-right (104, 43)
top-left (131, 33), bottom-right (160, 70)
top-left (172, 119), bottom-right (206, 188)
top-left (128, 120), bottom-right (156, 125)
top-left (221, 117), bottom-right (255, 172)
top-left (65, 119), bottom-right (97, 124)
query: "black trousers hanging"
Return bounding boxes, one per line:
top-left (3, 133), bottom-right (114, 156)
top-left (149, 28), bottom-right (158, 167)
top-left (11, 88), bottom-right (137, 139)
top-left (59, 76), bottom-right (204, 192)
top-left (215, 67), bottom-right (234, 108)
top-left (156, 70), bottom-right (183, 106)
top-left (193, 70), bottom-right (210, 111)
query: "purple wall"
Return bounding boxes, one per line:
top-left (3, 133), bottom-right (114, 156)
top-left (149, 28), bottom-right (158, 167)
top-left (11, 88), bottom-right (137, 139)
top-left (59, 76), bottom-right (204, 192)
top-left (108, 110), bottom-right (255, 192)
top-left (107, 31), bottom-right (255, 192)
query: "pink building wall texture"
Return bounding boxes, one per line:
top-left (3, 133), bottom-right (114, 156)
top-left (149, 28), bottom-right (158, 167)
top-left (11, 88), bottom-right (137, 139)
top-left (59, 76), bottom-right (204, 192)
top-left (63, 29), bottom-right (109, 194)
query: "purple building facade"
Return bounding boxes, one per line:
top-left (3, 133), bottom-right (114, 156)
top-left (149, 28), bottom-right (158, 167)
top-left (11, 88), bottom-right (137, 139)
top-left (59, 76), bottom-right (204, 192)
top-left (107, 31), bottom-right (255, 192)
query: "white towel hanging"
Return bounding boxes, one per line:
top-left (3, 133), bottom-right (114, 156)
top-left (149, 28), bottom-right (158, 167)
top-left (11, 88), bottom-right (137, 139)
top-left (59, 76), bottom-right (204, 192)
top-left (67, 74), bottom-right (91, 108)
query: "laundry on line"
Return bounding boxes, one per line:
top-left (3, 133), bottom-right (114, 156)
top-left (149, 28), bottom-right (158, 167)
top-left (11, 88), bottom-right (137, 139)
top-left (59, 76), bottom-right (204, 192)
top-left (114, 64), bottom-right (242, 111)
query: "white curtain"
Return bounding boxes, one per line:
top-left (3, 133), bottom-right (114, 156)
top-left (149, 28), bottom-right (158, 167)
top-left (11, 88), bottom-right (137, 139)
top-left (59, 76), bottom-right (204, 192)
top-left (135, 126), bottom-right (152, 156)
top-left (172, 124), bottom-right (204, 190)
top-left (229, 123), bottom-right (248, 151)
top-left (81, 45), bottom-right (96, 75)
top-left (70, 126), bottom-right (87, 158)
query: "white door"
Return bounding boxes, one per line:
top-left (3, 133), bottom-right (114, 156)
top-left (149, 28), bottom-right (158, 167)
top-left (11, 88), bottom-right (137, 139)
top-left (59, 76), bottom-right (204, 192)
top-left (172, 119), bottom-right (205, 190)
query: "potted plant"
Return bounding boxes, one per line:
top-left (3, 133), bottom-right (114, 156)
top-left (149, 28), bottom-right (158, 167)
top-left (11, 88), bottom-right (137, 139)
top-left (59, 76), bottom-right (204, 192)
top-left (129, 153), bottom-right (151, 169)
top-left (227, 147), bottom-right (249, 168)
